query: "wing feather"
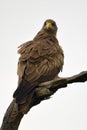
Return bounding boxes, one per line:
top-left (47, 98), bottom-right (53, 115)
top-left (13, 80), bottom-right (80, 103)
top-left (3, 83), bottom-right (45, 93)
top-left (17, 37), bottom-right (64, 84)
top-left (14, 35), bottom-right (64, 104)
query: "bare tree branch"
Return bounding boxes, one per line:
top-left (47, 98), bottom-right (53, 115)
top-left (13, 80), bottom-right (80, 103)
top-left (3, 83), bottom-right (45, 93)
top-left (0, 71), bottom-right (87, 130)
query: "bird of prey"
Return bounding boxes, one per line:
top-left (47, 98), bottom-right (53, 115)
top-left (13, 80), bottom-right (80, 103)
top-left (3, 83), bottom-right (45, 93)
top-left (13, 19), bottom-right (64, 114)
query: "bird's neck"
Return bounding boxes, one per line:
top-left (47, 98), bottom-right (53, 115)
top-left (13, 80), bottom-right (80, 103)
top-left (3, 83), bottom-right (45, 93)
top-left (33, 30), bottom-right (57, 41)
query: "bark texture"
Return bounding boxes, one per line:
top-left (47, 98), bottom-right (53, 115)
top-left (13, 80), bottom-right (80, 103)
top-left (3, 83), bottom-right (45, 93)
top-left (0, 71), bottom-right (87, 130)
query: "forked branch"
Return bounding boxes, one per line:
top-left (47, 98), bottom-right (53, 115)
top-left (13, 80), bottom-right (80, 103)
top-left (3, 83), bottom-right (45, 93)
top-left (0, 71), bottom-right (87, 130)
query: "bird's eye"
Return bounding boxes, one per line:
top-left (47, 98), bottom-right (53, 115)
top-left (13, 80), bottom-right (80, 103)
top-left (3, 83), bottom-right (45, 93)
top-left (44, 22), bottom-right (46, 26)
top-left (52, 22), bottom-right (55, 26)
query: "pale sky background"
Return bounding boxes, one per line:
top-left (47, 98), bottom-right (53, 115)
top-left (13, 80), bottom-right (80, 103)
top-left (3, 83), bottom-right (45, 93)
top-left (0, 0), bottom-right (87, 130)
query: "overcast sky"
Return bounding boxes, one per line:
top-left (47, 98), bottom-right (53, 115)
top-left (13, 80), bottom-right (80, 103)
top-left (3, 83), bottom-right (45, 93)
top-left (0, 0), bottom-right (87, 130)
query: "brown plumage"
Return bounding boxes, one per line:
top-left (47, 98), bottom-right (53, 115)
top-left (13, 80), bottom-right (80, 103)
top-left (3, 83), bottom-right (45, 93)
top-left (13, 19), bottom-right (64, 114)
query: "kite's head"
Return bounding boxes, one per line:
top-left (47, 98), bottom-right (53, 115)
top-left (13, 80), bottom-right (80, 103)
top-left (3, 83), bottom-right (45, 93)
top-left (43, 19), bottom-right (58, 35)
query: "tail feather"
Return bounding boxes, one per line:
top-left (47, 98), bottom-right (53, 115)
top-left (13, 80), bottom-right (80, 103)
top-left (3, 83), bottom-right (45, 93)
top-left (13, 80), bottom-right (38, 104)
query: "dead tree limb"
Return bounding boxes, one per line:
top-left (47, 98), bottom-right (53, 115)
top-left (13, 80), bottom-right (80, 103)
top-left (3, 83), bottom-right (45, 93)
top-left (0, 71), bottom-right (87, 130)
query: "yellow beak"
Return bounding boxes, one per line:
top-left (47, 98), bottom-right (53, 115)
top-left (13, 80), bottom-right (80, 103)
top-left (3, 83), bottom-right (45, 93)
top-left (46, 22), bottom-right (52, 29)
